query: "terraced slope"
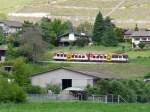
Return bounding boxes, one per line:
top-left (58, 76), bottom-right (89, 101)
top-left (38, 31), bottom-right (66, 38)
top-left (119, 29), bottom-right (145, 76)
top-left (2, 0), bottom-right (150, 28)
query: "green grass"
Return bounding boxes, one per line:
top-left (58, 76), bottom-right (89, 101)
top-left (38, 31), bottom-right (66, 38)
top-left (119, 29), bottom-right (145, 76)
top-left (44, 43), bottom-right (150, 79)
top-left (0, 102), bottom-right (150, 112)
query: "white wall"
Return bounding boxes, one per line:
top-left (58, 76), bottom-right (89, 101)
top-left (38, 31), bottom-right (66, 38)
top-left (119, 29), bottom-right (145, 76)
top-left (31, 69), bottom-right (94, 89)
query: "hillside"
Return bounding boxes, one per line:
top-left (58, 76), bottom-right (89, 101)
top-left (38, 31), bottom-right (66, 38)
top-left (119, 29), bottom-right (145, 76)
top-left (1, 0), bottom-right (150, 28)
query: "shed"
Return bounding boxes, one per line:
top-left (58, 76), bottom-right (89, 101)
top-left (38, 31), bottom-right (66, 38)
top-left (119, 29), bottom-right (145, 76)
top-left (31, 67), bottom-right (120, 90)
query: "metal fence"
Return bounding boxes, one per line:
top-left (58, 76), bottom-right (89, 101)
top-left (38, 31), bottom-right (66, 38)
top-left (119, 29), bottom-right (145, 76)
top-left (28, 94), bottom-right (124, 103)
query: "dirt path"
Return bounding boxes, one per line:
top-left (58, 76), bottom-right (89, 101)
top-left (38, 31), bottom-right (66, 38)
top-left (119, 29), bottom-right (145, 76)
top-left (104, 0), bottom-right (126, 17)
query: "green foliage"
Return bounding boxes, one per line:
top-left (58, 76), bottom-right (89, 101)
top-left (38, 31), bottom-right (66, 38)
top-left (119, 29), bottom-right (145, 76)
top-left (76, 38), bottom-right (89, 47)
top-left (101, 27), bottom-right (118, 46)
top-left (0, 29), bottom-right (5, 45)
top-left (12, 57), bottom-right (31, 91)
top-left (86, 80), bottom-right (150, 103)
top-left (92, 12), bottom-right (119, 46)
top-left (23, 21), bottom-right (34, 27)
top-left (0, 78), bottom-right (26, 103)
top-left (92, 11), bottom-right (104, 43)
top-left (27, 85), bottom-right (47, 94)
top-left (40, 18), bottom-right (72, 45)
top-left (18, 27), bottom-right (48, 62)
top-left (115, 28), bottom-right (124, 42)
top-left (76, 21), bottom-right (93, 36)
top-left (47, 84), bottom-right (61, 94)
top-left (138, 42), bottom-right (145, 50)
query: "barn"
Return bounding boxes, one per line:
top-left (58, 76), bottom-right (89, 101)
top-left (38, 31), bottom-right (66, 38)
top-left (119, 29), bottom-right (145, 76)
top-left (31, 67), bottom-right (120, 90)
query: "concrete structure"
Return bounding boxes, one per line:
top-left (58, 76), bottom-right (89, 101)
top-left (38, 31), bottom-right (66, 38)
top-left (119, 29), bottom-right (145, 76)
top-left (31, 68), bottom-right (119, 90)
top-left (0, 20), bottom-right (22, 35)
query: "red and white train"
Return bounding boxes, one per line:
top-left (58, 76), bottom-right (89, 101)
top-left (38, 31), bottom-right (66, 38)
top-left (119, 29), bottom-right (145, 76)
top-left (53, 52), bottom-right (128, 63)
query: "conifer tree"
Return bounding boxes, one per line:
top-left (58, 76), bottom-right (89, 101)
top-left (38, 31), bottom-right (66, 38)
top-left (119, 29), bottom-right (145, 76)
top-left (92, 11), bottom-right (105, 44)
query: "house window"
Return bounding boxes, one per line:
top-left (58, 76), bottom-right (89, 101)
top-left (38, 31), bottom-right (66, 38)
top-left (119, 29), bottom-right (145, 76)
top-left (135, 38), bottom-right (140, 41)
top-left (142, 38), bottom-right (147, 41)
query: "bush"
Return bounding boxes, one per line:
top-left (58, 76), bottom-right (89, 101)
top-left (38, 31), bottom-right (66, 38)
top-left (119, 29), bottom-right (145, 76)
top-left (27, 85), bottom-right (47, 94)
top-left (85, 80), bottom-right (150, 103)
top-left (139, 42), bottom-right (145, 50)
top-left (0, 78), bottom-right (26, 103)
top-left (76, 38), bottom-right (89, 47)
top-left (47, 84), bottom-right (61, 94)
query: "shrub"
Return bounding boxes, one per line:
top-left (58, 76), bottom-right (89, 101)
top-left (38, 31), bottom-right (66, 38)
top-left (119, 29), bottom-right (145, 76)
top-left (76, 38), bottom-right (89, 47)
top-left (0, 78), bottom-right (26, 103)
top-left (47, 84), bottom-right (61, 94)
top-left (27, 85), bottom-right (47, 94)
top-left (139, 42), bottom-right (145, 50)
top-left (85, 80), bottom-right (150, 103)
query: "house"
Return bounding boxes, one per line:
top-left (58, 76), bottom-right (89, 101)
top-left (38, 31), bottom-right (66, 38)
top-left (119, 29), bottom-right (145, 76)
top-left (124, 29), bottom-right (134, 40)
top-left (0, 20), bottom-right (23, 35)
top-left (56, 32), bottom-right (89, 46)
top-left (124, 29), bottom-right (150, 48)
top-left (131, 30), bottom-right (150, 47)
top-left (31, 67), bottom-right (120, 90)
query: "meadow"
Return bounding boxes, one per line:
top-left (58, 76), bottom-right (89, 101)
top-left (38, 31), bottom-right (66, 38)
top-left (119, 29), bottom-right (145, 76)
top-left (43, 43), bottom-right (150, 80)
top-left (0, 102), bottom-right (150, 112)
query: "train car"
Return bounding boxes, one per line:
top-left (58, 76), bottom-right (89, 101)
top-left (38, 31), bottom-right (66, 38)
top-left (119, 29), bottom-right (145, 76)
top-left (53, 52), bottom-right (128, 63)
top-left (89, 53), bottom-right (128, 62)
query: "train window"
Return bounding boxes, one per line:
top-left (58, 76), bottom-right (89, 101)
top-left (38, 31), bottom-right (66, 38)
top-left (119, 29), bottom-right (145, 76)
top-left (82, 56), bottom-right (85, 58)
top-left (72, 55), bottom-right (74, 58)
top-left (123, 55), bottom-right (128, 59)
top-left (64, 54), bottom-right (66, 57)
top-left (93, 56), bottom-right (96, 58)
top-left (75, 55), bottom-right (78, 58)
top-left (112, 55), bottom-right (118, 58)
top-left (100, 56), bottom-right (103, 58)
top-left (119, 56), bottom-right (122, 58)
top-left (61, 54), bottom-right (63, 57)
top-left (104, 56), bottom-right (106, 59)
top-left (97, 56), bottom-right (99, 58)
top-left (57, 54), bottom-right (60, 57)
top-left (79, 55), bottom-right (81, 58)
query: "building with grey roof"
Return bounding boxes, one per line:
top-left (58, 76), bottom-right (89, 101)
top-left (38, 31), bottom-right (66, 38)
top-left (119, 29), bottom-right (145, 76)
top-left (0, 20), bottom-right (22, 35)
top-left (31, 67), bottom-right (121, 90)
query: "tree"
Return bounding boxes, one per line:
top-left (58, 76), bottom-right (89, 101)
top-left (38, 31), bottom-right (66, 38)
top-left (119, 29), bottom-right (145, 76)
top-left (40, 19), bottom-right (71, 45)
top-left (76, 21), bottom-right (93, 36)
top-left (92, 11), bottom-right (105, 44)
top-left (18, 27), bottom-right (48, 62)
top-left (0, 29), bottom-right (5, 45)
top-left (13, 57), bottom-right (30, 89)
top-left (76, 38), bottom-right (89, 47)
top-left (101, 27), bottom-right (118, 46)
top-left (139, 42), bottom-right (145, 50)
top-left (115, 28), bottom-right (124, 42)
top-left (135, 24), bottom-right (139, 31)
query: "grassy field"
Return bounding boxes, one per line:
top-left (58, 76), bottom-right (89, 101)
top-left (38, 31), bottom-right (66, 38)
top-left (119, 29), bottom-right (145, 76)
top-left (0, 102), bottom-right (150, 112)
top-left (43, 43), bottom-right (150, 79)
